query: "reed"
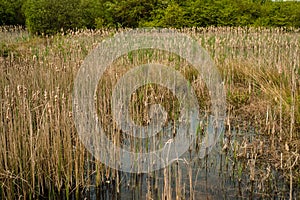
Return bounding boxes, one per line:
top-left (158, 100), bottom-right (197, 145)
top-left (0, 26), bottom-right (299, 199)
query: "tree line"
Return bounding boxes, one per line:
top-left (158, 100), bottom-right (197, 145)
top-left (1, 0), bottom-right (300, 34)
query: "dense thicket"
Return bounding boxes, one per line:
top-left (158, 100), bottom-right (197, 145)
top-left (0, 0), bottom-right (26, 25)
top-left (1, 0), bottom-right (300, 34)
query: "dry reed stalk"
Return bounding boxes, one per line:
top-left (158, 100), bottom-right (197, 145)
top-left (0, 27), bottom-right (299, 199)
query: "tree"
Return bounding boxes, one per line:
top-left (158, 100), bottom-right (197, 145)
top-left (80, 0), bottom-right (108, 29)
top-left (18, 0), bottom-right (300, 33)
top-left (24, 0), bottom-right (83, 35)
top-left (109, 0), bottom-right (159, 28)
top-left (157, 2), bottom-right (187, 28)
top-left (0, 0), bottom-right (25, 25)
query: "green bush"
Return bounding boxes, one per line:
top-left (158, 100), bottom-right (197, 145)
top-left (0, 0), bottom-right (25, 25)
top-left (7, 0), bottom-right (300, 34)
top-left (142, 2), bottom-right (187, 28)
top-left (80, 0), bottom-right (108, 29)
top-left (24, 0), bottom-right (83, 35)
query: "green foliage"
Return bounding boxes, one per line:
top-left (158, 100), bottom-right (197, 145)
top-left (0, 0), bottom-right (25, 25)
top-left (108, 0), bottom-right (159, 28)
top-left (24, 0), bottom-right (83, 35)
top-left (155, 2), bottom-right (187, 28)
top-left (24, 0), bottom-right (112, 34)
top-left (267, 2), bottom-right (300, 27)
top-left (2, 0), bottom-right (300, 34)
top-left (80, 0), bottom-right (107, 29)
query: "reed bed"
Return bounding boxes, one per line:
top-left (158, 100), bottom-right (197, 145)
top-left (0, 27), bottom-right (299, 199)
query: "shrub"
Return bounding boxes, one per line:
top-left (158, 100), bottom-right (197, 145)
top-left (24, 0), bottom-right (83, 35)
top-left (0, 0), bottom-right (25, 25)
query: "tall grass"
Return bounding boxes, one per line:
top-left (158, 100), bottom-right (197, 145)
top-left (0, 26), bottom-right (299, 199)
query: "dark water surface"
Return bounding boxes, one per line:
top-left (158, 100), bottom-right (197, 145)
top-left (54, 130), bottom-right (297, 200)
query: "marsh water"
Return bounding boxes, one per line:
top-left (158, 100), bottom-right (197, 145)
top-left (55, 129), bottom-right (296, 200)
